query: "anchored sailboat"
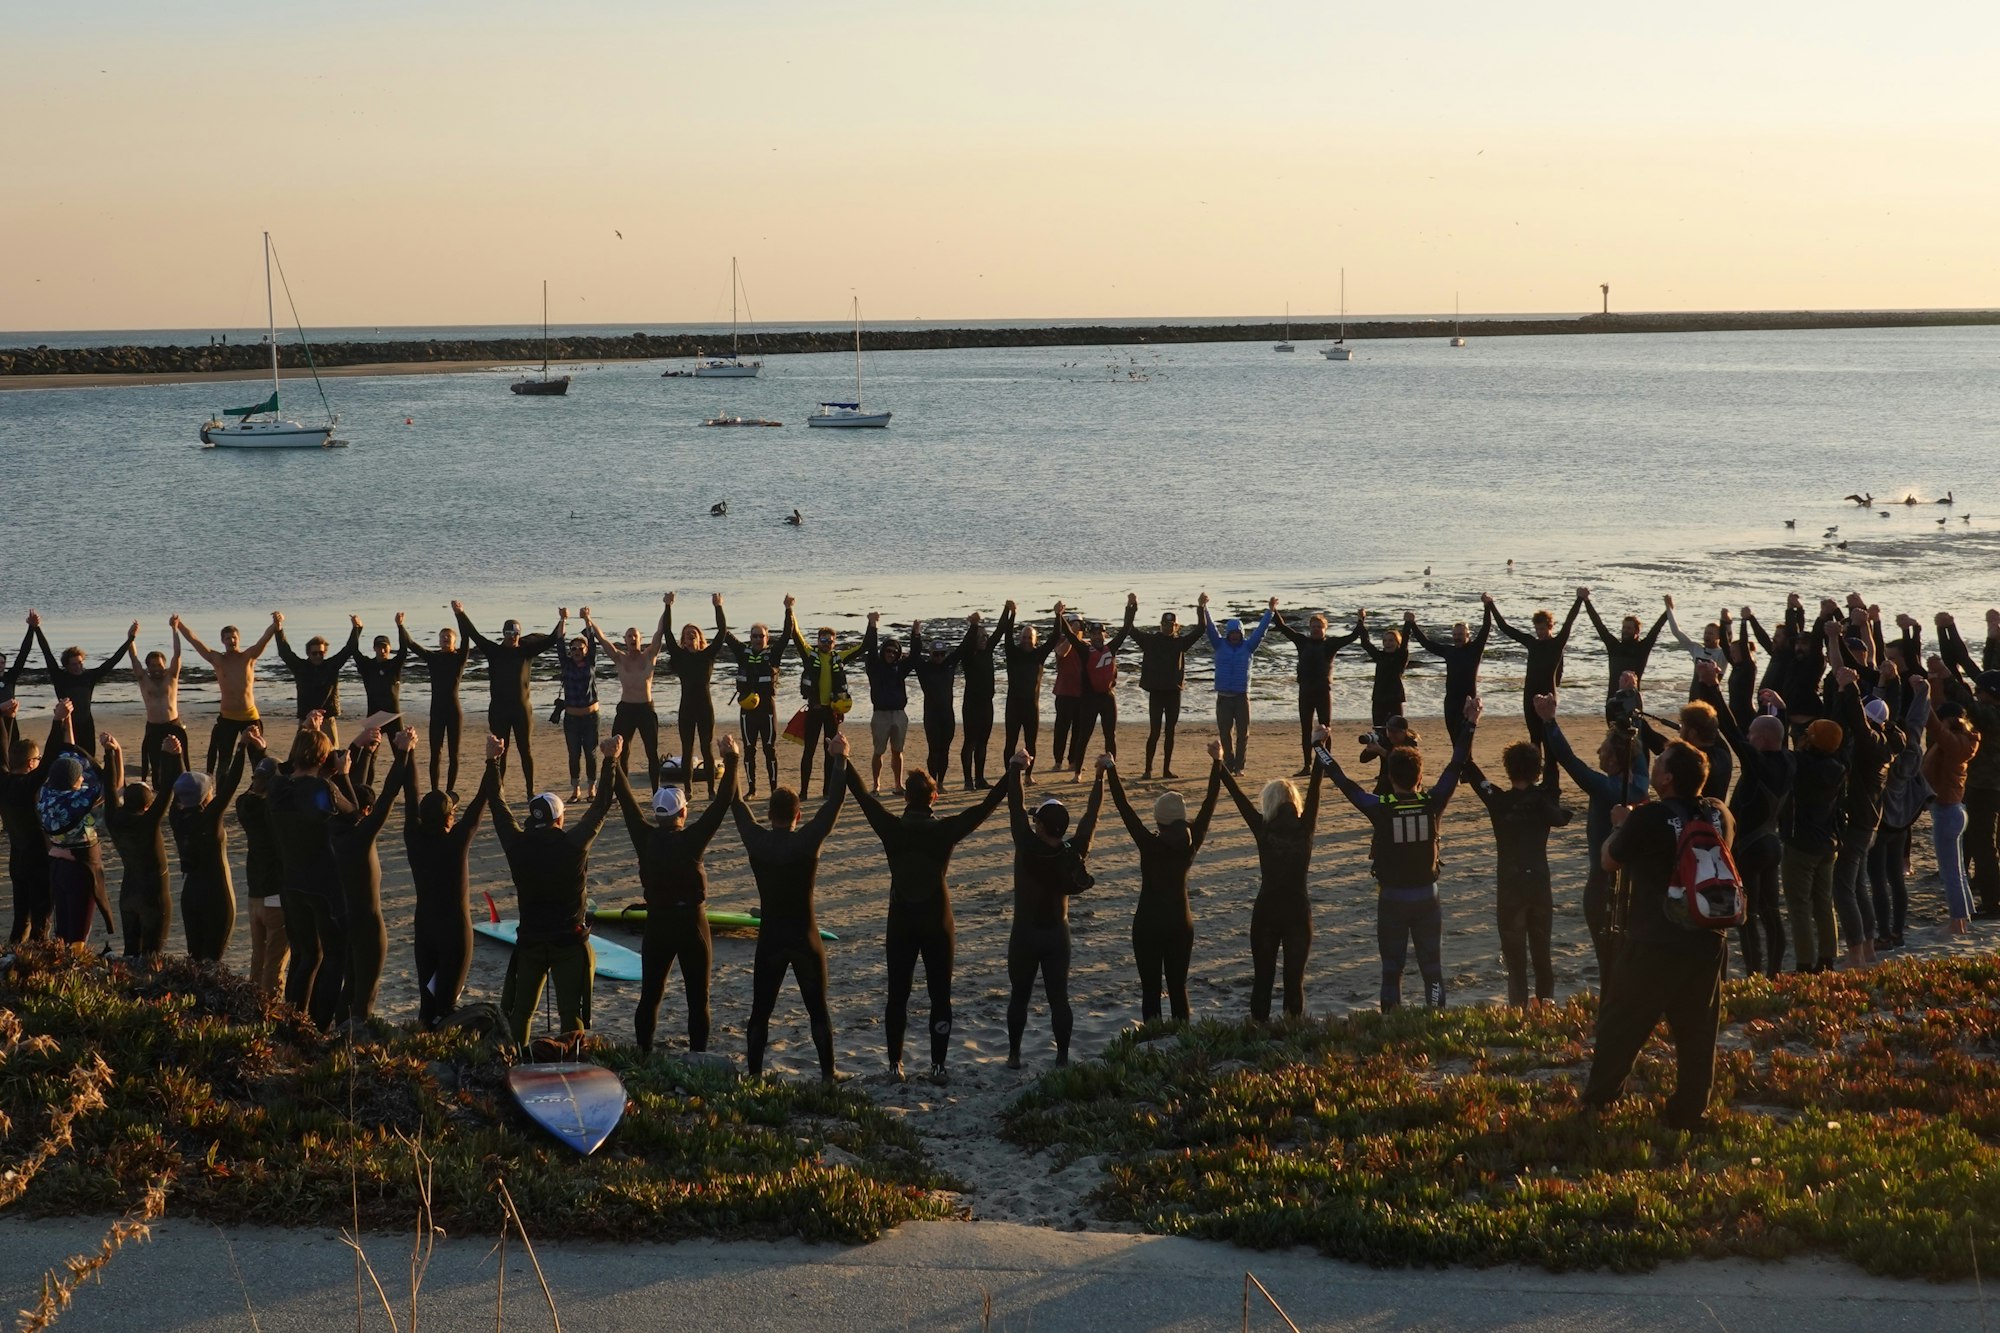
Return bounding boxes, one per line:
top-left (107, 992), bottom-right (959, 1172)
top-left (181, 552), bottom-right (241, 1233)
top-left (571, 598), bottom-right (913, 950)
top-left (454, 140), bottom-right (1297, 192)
top-left (1273, 303), bottom-right (1294, 353)
top-left (1450, 292), bottom-right (1467, 348)
top-left (511, 280), bottom-right (572, 395)
top-left (199, 232), bottom-right (339, 448)
top-left (807, 299), bottom-right (891, 428)
top-left (1321, 269), bottom-right (1354, 362)
top-left (694, 257), bottom-right (763, 377)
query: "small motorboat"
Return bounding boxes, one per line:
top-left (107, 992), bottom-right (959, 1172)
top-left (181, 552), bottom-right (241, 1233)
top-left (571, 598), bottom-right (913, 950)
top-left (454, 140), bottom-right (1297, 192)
top-left (703, 416), bottom-right (782, 427)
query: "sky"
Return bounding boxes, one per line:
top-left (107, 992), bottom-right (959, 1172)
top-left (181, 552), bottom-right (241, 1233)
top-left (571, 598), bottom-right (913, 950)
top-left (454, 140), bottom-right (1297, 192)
top-left (4, 0), bottom-right (1997, 330)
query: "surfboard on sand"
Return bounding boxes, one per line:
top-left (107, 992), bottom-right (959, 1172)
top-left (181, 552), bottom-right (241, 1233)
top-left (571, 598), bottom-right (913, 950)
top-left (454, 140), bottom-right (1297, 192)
top-left (474, 894), bottom-right (646, 981)
top-left (506, 1062), bottom-right (626, 1155)
top-left (589, 901), bottom-right (838, 942)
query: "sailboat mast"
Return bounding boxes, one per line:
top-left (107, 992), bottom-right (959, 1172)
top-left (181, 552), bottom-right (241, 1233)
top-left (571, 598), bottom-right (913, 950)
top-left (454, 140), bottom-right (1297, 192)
top-left (853, 299), bottom-right (863, 404)
top-left (541, 279), bottom-right (550, 374)
top-left (1339, 268), bottom-right (1346, 341)
top-left (264, 231), bottom-right (279, 410)
top-left (731, 257), bottom-right (740, 358)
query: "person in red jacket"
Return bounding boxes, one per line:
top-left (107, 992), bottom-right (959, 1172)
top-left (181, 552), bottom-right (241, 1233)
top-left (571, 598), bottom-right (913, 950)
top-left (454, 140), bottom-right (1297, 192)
top-left (1058, 611), bottom-right (1131, 780)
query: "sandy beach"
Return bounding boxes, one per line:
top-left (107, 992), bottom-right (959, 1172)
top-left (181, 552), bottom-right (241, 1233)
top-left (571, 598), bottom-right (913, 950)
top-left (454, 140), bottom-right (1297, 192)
top-left (53, 698), bottom-right (1984, 1227)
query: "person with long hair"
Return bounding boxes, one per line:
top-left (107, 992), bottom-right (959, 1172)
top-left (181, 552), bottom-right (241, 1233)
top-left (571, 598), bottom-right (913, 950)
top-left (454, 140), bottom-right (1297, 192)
top-left (662, 592), bottom-right (730, 797)
top-left (1217, 733), bottom-right (1328, 1020)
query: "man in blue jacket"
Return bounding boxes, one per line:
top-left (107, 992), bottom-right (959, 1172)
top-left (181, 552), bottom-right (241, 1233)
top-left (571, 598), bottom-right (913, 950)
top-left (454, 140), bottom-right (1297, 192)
top-left (1201, 593), bottom-right (1276, 775)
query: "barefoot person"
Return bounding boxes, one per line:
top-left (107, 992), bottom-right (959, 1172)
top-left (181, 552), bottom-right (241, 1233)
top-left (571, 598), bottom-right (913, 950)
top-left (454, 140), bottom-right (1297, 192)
top-left (1463, 733), bottom-right (1573, 1007)
top-left (1003, 748), bottom-right (1104, 1069)
top-left (30, 610), bottom-right (137, 753)
top-left (1217, 730), bottom-right (1327, 1020)
top-left (1582, 592), bottom-right (1670, 703)
top-left (1202, 595), bottom-right (1277, 776)
top-left (1355, 610), bottom-right (1412, 729)
top-left (1486, 589), bottom-right (1586, 784)
top-left (613, 735), bottom-right (741, 1054)
top-left (101, 731), bottom-right (176, 959)
top-left (134, 624), bottom-right (188, 784)
top-left (233, 730), bottom-right (288, 997)
top-left (1105, 748), bottom-right (1224, 1023)
top-left (274, 615), bottom-right (362, 745)
top-left (351, 628), bottom-right (409, 786)
top-left (584, 599), bottom-right (669, 792)
top-left (663, 592), bottom-right (730, 796)
top-left (731, 734), bottom-right (851, 1081)
top-left (330, 726), bottom-right (411, 1026)
top-left (266, 716), bottom-right (351, 1027)
top-left (399, 726), bottom-right (489, 1029)
top-left (1404, 604), bottom-right (1493, 747)
top-left (1129, 599), bottom-right (1204, 779)
top-left (722, 599), bottom-right (794, 799)
top-left (397, 612), bottom-right (472, 793)
top-left (958, 606), bottom-right (1009, 790)
top-left (1, 711), bottom-right (69, 943)
top-left (179, 614), bottom-right (281, 773)
top-left (861, 612), bottom-right (916, 794)
top-left (787, 615), bottom-right (863, 799)
top-left (454, 602), bottom-right (566, 802)
top-left (1002, 609), bottom-right (1060, 765)
top-left (1272, 607), bottom-right (1358, 776)
top-left (556, 631), bottom-right (601, 802)
top-left (167, 733), bottom-right (249, 964)
top-left (910, 616), bottom-right (969, 784)
top-left (845, 751), bottom-right (1009, 1083)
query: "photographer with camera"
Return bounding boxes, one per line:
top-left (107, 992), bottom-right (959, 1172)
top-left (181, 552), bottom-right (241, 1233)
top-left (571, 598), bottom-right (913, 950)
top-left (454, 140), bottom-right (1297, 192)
top-left (1358, 716), bottom-right (1420, 795)
top-left (1404, 605), bottom-right (1492, 746)
top-left (1536, 684), bottom-right (1648, 989)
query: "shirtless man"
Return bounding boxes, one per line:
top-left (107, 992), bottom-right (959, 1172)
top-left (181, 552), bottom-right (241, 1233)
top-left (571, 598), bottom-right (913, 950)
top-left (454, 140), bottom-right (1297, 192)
top-left (135, 622), bottom-right (187, 783)
top-left (583, 597), bottom-right (670, 790)
top-left (173, 612), bottom-right (281, 773)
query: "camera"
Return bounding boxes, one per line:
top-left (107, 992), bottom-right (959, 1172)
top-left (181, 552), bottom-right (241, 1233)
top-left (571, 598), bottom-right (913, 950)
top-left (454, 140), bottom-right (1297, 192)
top-left (1357, 729), bottom-right (1381, 749)
top-left (1604, 687), bottom-right (1642, 729)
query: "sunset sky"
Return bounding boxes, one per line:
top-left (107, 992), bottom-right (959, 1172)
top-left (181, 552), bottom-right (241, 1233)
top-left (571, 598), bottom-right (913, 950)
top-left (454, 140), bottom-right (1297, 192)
top-left (5, 0), bottom-right (1996, 330)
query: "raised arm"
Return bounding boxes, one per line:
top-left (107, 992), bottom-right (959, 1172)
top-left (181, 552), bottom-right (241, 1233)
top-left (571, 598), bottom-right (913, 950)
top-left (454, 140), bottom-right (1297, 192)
top-left (273, 626), bottom-right (303, 668)
top-left (1215, 761), bottom-right (1263, 834)
top-left (1486, 598), bottom-right (1533, 646)
top-left (1556, 592), bottom-right (1585, 647)
top-left (453, 605), bottom-right (496, 654)
top-left (939, 769), bottom-right (1011, 842)
top-left (1106, 767), bottom-right (1149, 847)
top-left (1072, 768), bottom-right (1105, 858)
top-left (610, 762), bottom-right (650, 852)
top-left (329, 620), bottom-right (363, 670)
top-left (843, 761), bottom-right (900, 844)
top-left (1582, 597), bottom-right (1618, 650)
top-left (688, 748), bottom-right (739, 847)
top-left (357, 747), bottom-right (408, 839)
top-left (1186, 760), bottom-right (1226, 852)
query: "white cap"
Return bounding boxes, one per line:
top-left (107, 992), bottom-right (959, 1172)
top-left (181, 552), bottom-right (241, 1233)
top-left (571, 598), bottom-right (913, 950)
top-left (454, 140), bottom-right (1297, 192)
top-left (654, 787), bottom-right (687, 818)
top-left (530, 792), bottom-right (565, 825)
top-left (1863, 698), bottom-right (1891, 725)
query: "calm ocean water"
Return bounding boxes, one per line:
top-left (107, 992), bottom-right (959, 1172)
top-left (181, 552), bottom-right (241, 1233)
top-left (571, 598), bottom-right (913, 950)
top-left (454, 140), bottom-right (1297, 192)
top-left (2, 325), bottom-right (1995, 715)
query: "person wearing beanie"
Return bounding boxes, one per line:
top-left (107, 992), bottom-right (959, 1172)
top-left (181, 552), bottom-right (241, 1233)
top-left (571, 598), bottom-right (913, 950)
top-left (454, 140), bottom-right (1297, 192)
top-left (1201, 594), bottom-right (1277, 775)
top-left (37, 700), bottom-right (113, 945)
top-left (1104, 748), bottom-right (1225, 1022)
top-left (1696, 668), bottom-right (1796, 977)
top-left (1783, 711), bottom-right (1850, 972)
top-left (1004, 747), bottom-right (1103, 1068)
top-left (166, 733), bottom-right (247, 963)
top-left (861, 612), bottom-right (917, 795)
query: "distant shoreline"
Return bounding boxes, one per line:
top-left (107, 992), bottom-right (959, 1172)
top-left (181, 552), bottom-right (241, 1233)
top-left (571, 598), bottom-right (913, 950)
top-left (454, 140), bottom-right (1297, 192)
top-left (5, 308), bottom-right (1997, 390)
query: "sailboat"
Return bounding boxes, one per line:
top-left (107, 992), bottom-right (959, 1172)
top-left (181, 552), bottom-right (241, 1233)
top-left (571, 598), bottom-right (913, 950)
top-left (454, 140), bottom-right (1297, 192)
top-left (1273, 303), bottom-right (1294, 353)
top-left (511, 280), bottom-right (571, 395)
top-left (199, 232), bottom-right (339, 448)
top-left (1321, 269), bottom-right (1354, 361)
top-left (693, 257), bottom-right (763, 377)
top-left (1450, 292), bottom-right (1467, 348)
top-left (807, 298), bottom-right (891, 428)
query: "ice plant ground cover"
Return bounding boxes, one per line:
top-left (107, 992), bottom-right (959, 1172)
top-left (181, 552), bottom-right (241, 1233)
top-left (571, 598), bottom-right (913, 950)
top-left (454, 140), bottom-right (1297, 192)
top-left (1006, 956), bottom-right (2000, 1277)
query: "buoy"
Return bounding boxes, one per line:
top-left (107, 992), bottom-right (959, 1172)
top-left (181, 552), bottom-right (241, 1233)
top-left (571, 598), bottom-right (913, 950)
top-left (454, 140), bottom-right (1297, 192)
top-left (404, 417), bottom-right (413, 426)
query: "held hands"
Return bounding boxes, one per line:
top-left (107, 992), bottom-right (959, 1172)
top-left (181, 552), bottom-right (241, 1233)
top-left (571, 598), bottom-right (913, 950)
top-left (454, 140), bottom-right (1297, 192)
top-left (245, 724), bottom-right (264, 749)
top-left (712, 593), bottom-right (724, 608)
top-left (0, 700), bottom-right (14, 718)
top-left (1012, 746), bottom-right (1032, 769)
top-left (395, 611), bottom-right (406, 626)
top-left (719, 733), bottom-right (742, 759)
top-left (827, 733), bottom-right (851, 760)
top-left (784, 594), bottom-right (796, 609)
top-left (665, 591), bottom-right (677, 606)
top-left (1532, 692), bottom-right (1559, 722)
top-left (355, 726), bottom-right (383, 750)
top-left (1197, 592), bottom-right (1209, 608)
top-left (163, 735), bottom-right (183, 756)
top-left (1267, 596), bottom-right (1278, 611)
top-left (350, 614), bottom-right (363, 630)
top-left (1694, 659), bottom-right (1721, 686)
top-left (1913, 674), bottom-right (1932, 698)
top-left (1313, 725), bottom-right (1333, 748)
top-left (600, 735), bottom-right (623, 759)
top-left (1464, 695), bottom-right (1483, 724)
top-left (486, 735), bottom-right (506, 761)
top-left (305, 710), bottom-right (325, 733)
top-left (101, 732), bottom-right (121, 752)
top-left (1662, 593), bottom-right (1674, 609)
top-left (1834, 666), bottom-right (1859, 689)
top-left (1610, 803), bottom-right (1631, 828)
top-left (1096, 753), bottom-right (1115, 773)
top-left (451, 600), bottom-right (465, 613)
top-left (1759, 688), bottom-right (1784, 710)
top-left (392, 728), bottom-right (418, 754)
top-left (868, 611), bottom-right (881, 627)
top-left (1004, 600), bottom-right (1017, 614)
top-left (25, 609), bottom-right (39, 628)
top-left (1208, 738), bottom-right (1226, 762)
top-left (1126, 593), bottom-right (1138, 610)
top-left (272, 611), bottom-right (285, 626)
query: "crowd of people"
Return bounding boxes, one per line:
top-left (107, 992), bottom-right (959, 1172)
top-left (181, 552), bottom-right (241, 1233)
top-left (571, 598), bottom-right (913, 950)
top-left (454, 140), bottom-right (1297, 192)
top-left (2, 583), bottom-right (1994, 1131)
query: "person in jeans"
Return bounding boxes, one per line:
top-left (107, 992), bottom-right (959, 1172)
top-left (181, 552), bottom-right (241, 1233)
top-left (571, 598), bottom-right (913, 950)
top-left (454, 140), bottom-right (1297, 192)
top-left (1924, 683), bottom-right (1980, 934)
top-left (1868, 669), bottom-right (1930, 951)
top-left (1935, 612), bottom-right (2000, 919)
top-left (1202, 594), bottom-right (1276, 775)
top-left (558, 633), bottom-right (601, 801)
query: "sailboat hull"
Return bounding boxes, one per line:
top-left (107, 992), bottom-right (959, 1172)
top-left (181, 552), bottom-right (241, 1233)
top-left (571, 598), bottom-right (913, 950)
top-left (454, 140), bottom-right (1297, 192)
top-left (1321, 346), bottom-right (1355, 362)
top-left (806, 408), bottom-right (891, 428)
top-left (694, 360), bottom-right (762, 378)
top-left (201, 419), bottom-right (336, 448)
top-left (510, 376), bottom-right (572, 396)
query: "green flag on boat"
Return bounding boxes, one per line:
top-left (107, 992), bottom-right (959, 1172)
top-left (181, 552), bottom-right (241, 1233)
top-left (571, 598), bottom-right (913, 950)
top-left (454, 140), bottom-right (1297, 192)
top-left (223, 392), bottom-right (278, 418)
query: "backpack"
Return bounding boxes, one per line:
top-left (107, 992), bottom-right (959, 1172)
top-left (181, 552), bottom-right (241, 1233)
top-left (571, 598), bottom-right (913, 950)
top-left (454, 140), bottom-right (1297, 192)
top-left (1665, 801), bottom-right (1744, 930)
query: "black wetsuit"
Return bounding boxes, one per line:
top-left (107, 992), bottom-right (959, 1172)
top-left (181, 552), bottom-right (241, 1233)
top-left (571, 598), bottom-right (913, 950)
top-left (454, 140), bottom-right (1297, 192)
top-left (0, 627), bottom-right (34, 762)
top-left (401, 756), bottom-right (489, 1029)
top-left (1005, 765), bottom-right (1102, 1061)
top-left (331, 748), bottom-right (407, 1024)
top-left (0, 716), bottom-right (62, 943)
top-left (1702, 682), bottom-right (1793, 977)
top-left (1219, 762), bottom-right (1324, 1020)
top-left (1464, 760), bottom-right (1572, 1005)
top-left (788, 629), bottom-right (863, 798)
top-left (105, 746), bottom-right (176, 958)
top-left (664, 604), bottom-right (729, 795)
top-left (846, 765), bottom-right (1008, 1070)
top-left (1584, 602), bottom-right (1668, 699)
top-left (488, 766), bottom-right (616, 1041)
top-left (722, 611), bottom-right (792, 795)
top-left (455, 609), bottom-right (562, 799)
top-left (1108, 764), bottom-right (1222, 1022)
top-left (1273, 612), bottom-right (1358, 768)
top-left (1056, 618), bottom-right (1131, 772)
top-left (169, 742), bottom-right (248, 962)
top-left (732, 759), bottom-right (847, 1079)
top-left (276, 625), bottom-right (361, 728)
top-left (34, 626), bottom-right (134, 753)
top-left (1356, 620), bottom-right (1412, 729)
top-left (266, 770), bottom-right (354, 1028)
top-left (1406, 608), bottom-right (1493, 745)
top-left (959, 609), bottom-right (1010, 788)
top-left (912, 637), bottom-right (968, 783)
top-left (352, 644), bottom-right (408, 785)
top-left (1490, 597), bottom-right (1583, 777)
top-left (1130, 615), bottom-right (1203, 777)
top-left (399, 626), bottom-right (472, 793)
top-left (1002, 630), bottom-right (1059, 762)
top-left (612, 754), bottom-right (736, 1053)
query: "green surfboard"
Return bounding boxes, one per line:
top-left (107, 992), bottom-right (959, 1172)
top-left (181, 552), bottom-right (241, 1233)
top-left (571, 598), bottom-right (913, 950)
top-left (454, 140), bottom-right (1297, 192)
top-left (589, 902), bottom-right (838, 942)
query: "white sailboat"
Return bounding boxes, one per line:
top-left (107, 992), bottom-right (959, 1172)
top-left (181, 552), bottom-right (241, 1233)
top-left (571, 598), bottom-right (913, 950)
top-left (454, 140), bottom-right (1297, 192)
top-left (199, 232), bottom-right (338, 448)
top-left (1273, 303), bottom-right (1294, 353)
top-left (694, 257), bottom-right (763, 377)
top-left (1450, 292), bottom-right (1467, 348)
top-left (807, 298), bottom-right (891, 428)
top-left (1321, 269), bottom-right (1354, 361)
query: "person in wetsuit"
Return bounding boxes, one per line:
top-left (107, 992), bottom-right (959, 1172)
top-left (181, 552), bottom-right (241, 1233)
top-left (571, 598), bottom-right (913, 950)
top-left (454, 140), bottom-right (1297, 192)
top-left (731, 733), bottom-right (850, 1080)
top-left (1486, 589), bottom-right (1585, 783)
top-left (722, 601), bottom-right (794, 798)
top-left (38, 702), bottom-right (115, 946)
top-left (910, 618), bottom-right (968, 784)
top-left (1129, 601), bottom-right (1204, 779)
top-left (1002, 612), bottom-right (1059, 767)
top-left (274, 615), bottom-right (362, 744)
top-left (862, 613), bottom-right (917, 793)
top-left (1582, 593), bottom-right (1669, 703)
top-left (1404, 605), bottom-right (1493, 747)
top-left (556, 631), bottom-right (600, 800)
top-left (134, 625), bottom-right (188, 784)
top-left (399, 725), bottom-right (489, 1029)
top-left (0, 713), bottom-right (66, 943)
top-left (788, 616), bottom-right (863, 799)
top-left (101, 731), bottom-right (177, 958)
top-left (454, 601), bottom-right (566, 802)
top-left (1048, 606), bottom-right (1085, 770)
top-left (398, 613), bottom-right (473, 794)
top-left (487, 733), bottom-right (619, 1043)
top-left (1273, 608), bottom-right (1358, 776)
top-left (351, 628), bottom-right (408, 786)
top-left (30, 610), bottom-right (137, 752)
top-left (0, 621), bottom-right (35, 763)
top-left (177, 613), bottom-right (281, 774)
top-left (663, 592), bottom-right (731, 796)
top-left (584, 598), bottom-right (669, 792)
top-left (958, 606), bottom-right (1009, 790)
top-left (1218, 732), bottom-right (1327, 1019)
top-left (846, 755), bottom-right (1008, 1082)
top-left (613, 734), bottom-right (741, 1054)
top-left (1463, 732), bottom-right (1572, 1007)
top-left (233, 732), bottom-right (289, 997)
top-left (166, 733), bottom-right (248, 963)
top-left (266, 718), bottom-right (353, 1028)
top-left (330, 727), bottom-right (410, 1026)
top-left (1355, 611), bottom-right (1412, 729)
top-left (1106, 752), bottom-right (1223, 1023)
top-left (1003, 749), bottom-right (1103, 1068)
top-left (1697, 665), bottom-right (1794, 977)
top-left (1536, 689), bottom-right (1651, 989)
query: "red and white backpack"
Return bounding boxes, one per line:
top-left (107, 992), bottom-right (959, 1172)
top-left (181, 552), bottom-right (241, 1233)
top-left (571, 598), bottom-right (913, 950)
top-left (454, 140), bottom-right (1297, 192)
top-left (1665, 801), bottom-right (1744, 930)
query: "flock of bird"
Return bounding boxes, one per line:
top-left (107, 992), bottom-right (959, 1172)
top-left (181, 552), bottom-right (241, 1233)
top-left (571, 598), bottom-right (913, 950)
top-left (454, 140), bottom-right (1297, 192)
top-left (1779, 491), bottom-right (1969, 550)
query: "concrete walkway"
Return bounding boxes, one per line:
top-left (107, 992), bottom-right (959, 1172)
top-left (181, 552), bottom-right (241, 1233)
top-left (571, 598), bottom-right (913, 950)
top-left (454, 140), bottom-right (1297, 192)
top-left (0, 1217), bottom-right (1984, 1331)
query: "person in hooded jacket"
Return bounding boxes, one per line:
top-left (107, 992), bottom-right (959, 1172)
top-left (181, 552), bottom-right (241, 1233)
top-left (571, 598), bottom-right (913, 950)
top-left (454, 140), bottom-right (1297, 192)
top-left (1202, 595), bottom-right (1277, 775)
top-left (38, 701), bottom-right (114, 945)
top-left (1106, 748), bottom-right (1224, 1022)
